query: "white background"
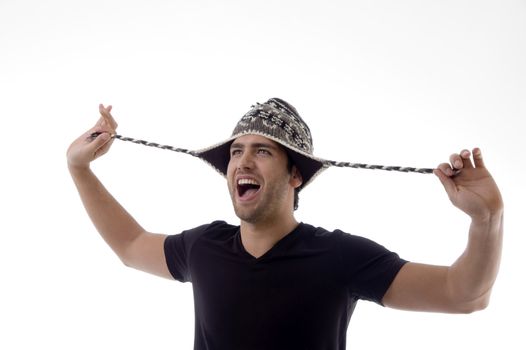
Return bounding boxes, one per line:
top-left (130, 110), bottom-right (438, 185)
top-left (1, 0), bottom-right (524, 348)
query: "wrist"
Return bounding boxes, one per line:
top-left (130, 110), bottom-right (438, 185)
top-left (68, 161), bottom-right (91, 176)
top-left (472, 206), bottom-right (503, 222)
top-left (470, 209), bottom-right (504, 234)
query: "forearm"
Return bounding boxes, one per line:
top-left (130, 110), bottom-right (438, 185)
top-left (69, 165), bottom-right (145, 260)
top-left (447, 211), bottom-right (504, 306)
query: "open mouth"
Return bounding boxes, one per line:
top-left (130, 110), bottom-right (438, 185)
top-left (237, 178), bottom-right (261, 199)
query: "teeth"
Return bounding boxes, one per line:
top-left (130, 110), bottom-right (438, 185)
top-left (237, 178), bottom-right (259, 186)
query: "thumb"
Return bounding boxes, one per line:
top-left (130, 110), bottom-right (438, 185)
top-left (433, 168), bottom-right (457, 196)
top-left (88, 132), bottom-right (112, 154)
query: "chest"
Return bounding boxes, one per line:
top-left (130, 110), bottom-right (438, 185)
top-left (186, 233), bottom-right (357, 349)
top-left (189, 237), bottom-right (348, 326)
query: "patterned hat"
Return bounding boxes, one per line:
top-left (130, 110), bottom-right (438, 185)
top-left (194, 98), bottom-right (328, 189)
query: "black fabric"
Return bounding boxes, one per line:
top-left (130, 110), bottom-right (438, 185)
top-left (164, 221), bottom-right (407, 350)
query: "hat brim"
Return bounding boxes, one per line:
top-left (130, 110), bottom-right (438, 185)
top-left (194, 131), bottom-right (328, 189)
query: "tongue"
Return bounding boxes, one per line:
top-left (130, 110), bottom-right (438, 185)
top-left (241, 188), bottom-right (259, 199)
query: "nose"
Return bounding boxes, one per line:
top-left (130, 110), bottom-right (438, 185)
top-left (237, 151), bottom-right (254, 170)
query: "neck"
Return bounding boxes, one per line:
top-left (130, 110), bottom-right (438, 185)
top-left (239, 214), bottom-right (299, 258)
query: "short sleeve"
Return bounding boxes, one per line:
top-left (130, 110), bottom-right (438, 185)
top-left (337, 231), bottom-right (408, 305)
top-left (164, 223), bottom-right (210, 282)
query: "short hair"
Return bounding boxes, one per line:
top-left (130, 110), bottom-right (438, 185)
top-left (285, 152), bottom-right (300, 211)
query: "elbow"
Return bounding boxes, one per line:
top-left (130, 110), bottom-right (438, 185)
top-left (119, 251), bottom-right (135, 269)
top-left (116, 245), bottom-right (134, 268)
top-left (458, 301), bottom-right (487, 314)
top-left (116, 237), bottom-right (140, 269)
top-left (456, 293), bottom-right (491, 314)
top-left (120, 256), bottom-right (133, 268)
top-left (470, 295), bottom-right (490, 313)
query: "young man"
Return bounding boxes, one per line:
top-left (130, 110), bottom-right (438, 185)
top-left (67, 98), bottom-right (503, 350)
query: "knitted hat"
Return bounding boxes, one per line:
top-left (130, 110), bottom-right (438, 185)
top-left (194, 98), bottom-right (328, 189)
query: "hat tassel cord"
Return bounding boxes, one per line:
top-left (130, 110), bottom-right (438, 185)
top-left (90, 132), bottom-right (434, 175)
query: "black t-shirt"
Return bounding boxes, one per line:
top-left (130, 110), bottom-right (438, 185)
top-left (164, 221), bottom-right (407, 350)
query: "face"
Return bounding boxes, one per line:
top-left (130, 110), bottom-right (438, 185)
top-left (226, 134), bottom-right (302, 224)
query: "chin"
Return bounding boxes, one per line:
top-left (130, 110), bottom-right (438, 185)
top-left (233, 205), bottom-right (267, 224)
top-left (233, 208), bottom-right (257, 223)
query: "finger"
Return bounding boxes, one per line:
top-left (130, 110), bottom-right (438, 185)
top-left (94, 115), bottom-right (109, 130)
top-left (460, 149), bottom-right (474, 169)
top-left (99, 104), bottom-right (118, 130)
top-left (84, 130), bottom-right (112, 153)
top-left (95, 132), bottom-right (116, 156)
top-left (103, 104), bottom-right (118, 129)
top-left (98, 104), bottom-right (112, 124)
top-left (94, 138), bottom-right (115, 159)
top-left (433, 168), bottom-right (457, 196)
top-left (88, 130), bottom-right (115, 140)
top-left (449, 153), bottom-right (463, 170)
top-left (87, 123), bottom-right (114, 138)
top-left (83, 132), bottom-right (113, 160)
top-left (437, 162), bottom-right (454, 177)
top-left (472, 147), bottom-right (485, 168)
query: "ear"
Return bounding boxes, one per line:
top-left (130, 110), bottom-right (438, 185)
top-left (290, 166), bottom-right (303, 189)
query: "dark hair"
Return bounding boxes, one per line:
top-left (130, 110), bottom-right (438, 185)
top-left (286, 152), bottom-right (300, 211)
top-left (272, 98), bottom-right (302, 210)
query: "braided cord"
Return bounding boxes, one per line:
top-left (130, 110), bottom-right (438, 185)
top-left (324, 160), bottom-right (434, 174)
top-left (90, 132), bottom-right (434, 174)
top-left (91, 132), bottom-right (198, 157)
top-left (114, 134), bottom-right (199, 157)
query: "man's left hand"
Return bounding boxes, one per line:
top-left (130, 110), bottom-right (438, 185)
top-left (434, 148), bottom-right (503, 221)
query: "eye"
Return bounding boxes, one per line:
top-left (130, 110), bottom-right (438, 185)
top-left (257, 149), bottom-right (271, 155)
top-left (231, 149), bottom-right (242, 157)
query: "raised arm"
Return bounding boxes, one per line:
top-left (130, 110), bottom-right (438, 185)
top-left (67, 104), bottom-right (172, 279)
top-left (382, 148), bottom-right (503, 313)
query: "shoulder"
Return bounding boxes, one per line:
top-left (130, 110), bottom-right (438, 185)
top-left (299, 223), bottom-right (393, 255)
top-left (165, 220), bottom-right (237, 247)
top-left (296, 223), bottom-right (356, 251)
top-left (178, 220), bottom-right (238, 241)
top-left (298, 222), bottom-right (336, 236)
top-left (163, 221), bottom-right (239, 281)
top-left (299, 222), bottom-right (361, 242)
top-left (183, 220), bottom-right (237, 233)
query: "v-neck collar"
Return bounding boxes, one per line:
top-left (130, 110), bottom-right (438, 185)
top-left (236, 222), bottom-right (304, 261)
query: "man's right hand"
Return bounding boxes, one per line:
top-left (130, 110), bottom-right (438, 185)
top-left (66, 104), bottom-right (172, 279)
top-left (67, 104), bottom-right (118, 171)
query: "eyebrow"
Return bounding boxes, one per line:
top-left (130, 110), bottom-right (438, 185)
top-left (230, 142), bottom-right (279, 150)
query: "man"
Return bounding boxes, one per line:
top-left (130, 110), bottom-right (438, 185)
top-left (67, 98), bottom-right (503, 350)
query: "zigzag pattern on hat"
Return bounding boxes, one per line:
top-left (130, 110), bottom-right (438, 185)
top-left (235, 100), bottom-right (312, 154)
